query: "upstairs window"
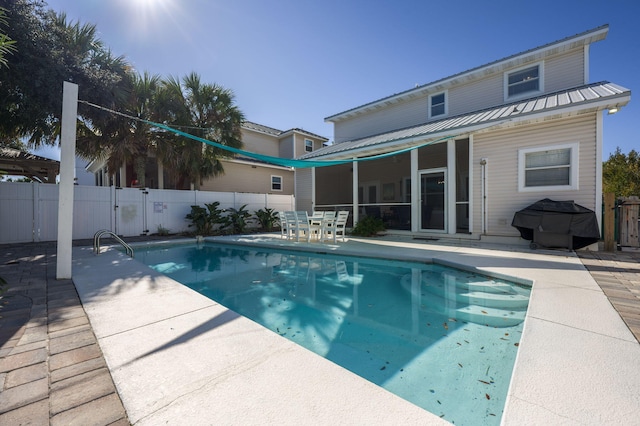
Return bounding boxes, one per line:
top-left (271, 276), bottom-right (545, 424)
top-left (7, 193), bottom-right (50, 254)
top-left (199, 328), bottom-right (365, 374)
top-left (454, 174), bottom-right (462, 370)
top-left (271, 175), bottom-right (282, 191)
top-left (506, 63), bottom-right (542, 99)
top-left (429, 92), bottom-right (446, 118)
top-left (304, 139), bottom-right (313, 152)
top-left (518, 143), bottom-right (578, 191)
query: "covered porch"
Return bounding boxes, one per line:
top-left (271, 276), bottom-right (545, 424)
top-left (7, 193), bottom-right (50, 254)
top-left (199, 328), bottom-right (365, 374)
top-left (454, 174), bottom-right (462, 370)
top-left (311, 137), bottom-right (471, 236)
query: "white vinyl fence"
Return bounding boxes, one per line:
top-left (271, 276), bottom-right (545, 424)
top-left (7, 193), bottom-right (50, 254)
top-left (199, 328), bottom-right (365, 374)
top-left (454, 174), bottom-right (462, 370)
top-left (0, 182), bottom-right (295, 244)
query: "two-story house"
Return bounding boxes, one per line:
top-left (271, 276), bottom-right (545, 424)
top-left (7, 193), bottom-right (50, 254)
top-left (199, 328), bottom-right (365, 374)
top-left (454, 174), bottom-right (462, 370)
top-left (88, 121), bottom-right (328, 195)
top-left (297, 24), bottom-right (630, 246)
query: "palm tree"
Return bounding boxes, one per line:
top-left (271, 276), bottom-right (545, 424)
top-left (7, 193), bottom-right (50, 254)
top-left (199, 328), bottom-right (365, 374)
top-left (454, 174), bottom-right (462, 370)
top-left (156, 72), bottom-right (244, 189)
top-left (77, 71), bottom-right (161, 186)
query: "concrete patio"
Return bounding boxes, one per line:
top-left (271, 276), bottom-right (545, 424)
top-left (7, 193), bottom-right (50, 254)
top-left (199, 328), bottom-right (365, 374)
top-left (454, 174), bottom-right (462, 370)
top-left (1, 235), bottom-right (639, 425)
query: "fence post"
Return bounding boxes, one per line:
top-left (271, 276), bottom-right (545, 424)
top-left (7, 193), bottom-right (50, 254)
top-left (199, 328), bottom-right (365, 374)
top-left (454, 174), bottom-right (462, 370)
top-left (603, 192), bottom-right (615, 252)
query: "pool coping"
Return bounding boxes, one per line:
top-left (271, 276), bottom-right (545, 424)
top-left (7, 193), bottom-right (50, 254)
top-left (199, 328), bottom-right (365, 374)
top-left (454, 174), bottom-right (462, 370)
top-left (72, 235), bottom-right (640, 425)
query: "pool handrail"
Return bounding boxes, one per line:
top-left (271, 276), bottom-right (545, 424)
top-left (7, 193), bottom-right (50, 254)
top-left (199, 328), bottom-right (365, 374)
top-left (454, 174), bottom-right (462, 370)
top-left (93, 229), bottom-right (134, 258)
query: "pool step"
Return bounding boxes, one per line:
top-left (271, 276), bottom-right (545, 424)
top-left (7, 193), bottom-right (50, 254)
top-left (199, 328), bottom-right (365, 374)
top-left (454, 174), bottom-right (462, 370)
top-left (447, 304), bottom-right (526, 327)
top-left (400, 274), bottom-right (529, 327)
top-left (423, 286), bottom-right (530, 310)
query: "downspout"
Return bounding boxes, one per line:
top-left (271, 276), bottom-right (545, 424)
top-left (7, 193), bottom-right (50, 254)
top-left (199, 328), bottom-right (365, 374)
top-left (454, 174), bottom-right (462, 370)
top-left (480, 158), bottom-right (488, 235)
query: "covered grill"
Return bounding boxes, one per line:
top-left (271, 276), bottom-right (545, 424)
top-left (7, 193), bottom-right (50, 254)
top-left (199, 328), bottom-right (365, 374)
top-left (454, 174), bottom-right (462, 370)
top-left (511, 198), bottom-right (600, 250)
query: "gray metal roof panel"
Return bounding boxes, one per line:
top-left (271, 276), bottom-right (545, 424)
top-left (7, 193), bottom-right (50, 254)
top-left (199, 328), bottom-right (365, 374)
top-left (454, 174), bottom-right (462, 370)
top-left (302, 81), bottom-right (630, 160)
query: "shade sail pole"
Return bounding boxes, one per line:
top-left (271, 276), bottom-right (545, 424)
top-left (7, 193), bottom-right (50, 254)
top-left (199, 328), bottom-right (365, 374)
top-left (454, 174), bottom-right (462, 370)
top-left (56, 81), bottom-right (78, 279)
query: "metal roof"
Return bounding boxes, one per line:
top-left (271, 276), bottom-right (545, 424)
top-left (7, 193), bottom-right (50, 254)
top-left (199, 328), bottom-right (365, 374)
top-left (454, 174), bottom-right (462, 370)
top-left (242, 120), bottom-right (328, 141)
top-left (302, 81), bottom-right (630, 160)
top-left (325, 25), bottom-right (610, 123)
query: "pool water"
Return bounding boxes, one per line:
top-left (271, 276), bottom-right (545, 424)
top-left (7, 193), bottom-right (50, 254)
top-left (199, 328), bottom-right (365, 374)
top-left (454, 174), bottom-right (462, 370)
top-left (137, 243), bottom-right (530, 425)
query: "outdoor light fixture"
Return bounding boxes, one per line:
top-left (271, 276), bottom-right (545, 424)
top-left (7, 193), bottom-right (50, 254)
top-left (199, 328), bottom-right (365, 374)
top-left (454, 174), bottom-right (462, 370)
top-left (608, 107), bottom-right (619, 115)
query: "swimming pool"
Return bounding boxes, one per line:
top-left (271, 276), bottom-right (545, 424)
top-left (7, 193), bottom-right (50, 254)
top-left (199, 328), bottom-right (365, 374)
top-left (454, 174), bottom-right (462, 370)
top-left (137, 242), bottom-right (530, 425)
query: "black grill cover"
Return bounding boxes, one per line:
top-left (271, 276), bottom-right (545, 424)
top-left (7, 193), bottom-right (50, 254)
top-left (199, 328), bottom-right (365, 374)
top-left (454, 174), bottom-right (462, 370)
top-left (511, 198), bottom-right (600, 249)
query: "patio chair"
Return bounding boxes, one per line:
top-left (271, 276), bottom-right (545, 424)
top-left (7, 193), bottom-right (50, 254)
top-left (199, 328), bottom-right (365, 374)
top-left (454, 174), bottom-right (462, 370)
top-left (309, 211), bottom-right (326, 240)
top-left (326, 211), bottom-right (349, 243)
top-left (319, 211), bottom-right (337, 242)
top-left (293, 211), bottom-right (312, 242)
top-left (282, 211), bottom-right (298, 240)
top-left (278, 211), bottom-right (289, 239)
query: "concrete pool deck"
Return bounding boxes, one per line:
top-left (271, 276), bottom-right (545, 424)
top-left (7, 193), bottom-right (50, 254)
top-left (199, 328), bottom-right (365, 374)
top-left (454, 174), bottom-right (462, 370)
top-left (1, 235), bottom-right (639, 424)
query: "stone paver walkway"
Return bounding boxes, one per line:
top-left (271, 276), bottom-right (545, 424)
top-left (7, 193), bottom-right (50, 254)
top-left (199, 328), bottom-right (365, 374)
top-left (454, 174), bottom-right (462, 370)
top-left (0, 238), bottom-right (638, 424)
top-left (0, 241), bottom-right (128, 425)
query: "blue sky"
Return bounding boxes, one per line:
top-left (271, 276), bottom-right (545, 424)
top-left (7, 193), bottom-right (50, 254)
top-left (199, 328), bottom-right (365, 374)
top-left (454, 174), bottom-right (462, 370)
top-left (39, 0), bottom-right (638, 161)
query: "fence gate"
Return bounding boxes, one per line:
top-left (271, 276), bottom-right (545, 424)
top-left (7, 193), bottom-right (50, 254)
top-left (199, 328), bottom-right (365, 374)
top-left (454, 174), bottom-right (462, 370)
top-left (618, 196), bottom-right (640, 247)
top-left (114, 187), bottom-right (147, 236)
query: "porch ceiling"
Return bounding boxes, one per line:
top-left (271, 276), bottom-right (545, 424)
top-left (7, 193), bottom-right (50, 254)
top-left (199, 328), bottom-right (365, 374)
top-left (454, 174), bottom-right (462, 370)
top-left (304, 81), bottom-right (630, 161)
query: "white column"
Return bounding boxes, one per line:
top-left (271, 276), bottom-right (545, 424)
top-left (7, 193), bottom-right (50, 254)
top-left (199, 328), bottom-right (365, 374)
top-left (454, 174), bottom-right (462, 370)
top-left (352, 159), bottom-right (358, 223)
top-left (411, 149), bottom-right (419, 232)
top-left (447, 139), bottom-right (456, 234)
top-left (56, 82), bottom-right (78, 279)
top-left (157, 158), bottom-right (164, 189)
top-left (311, 167), bottom-right (316, 211)
top-left (119, 166), bottom-right (126, 188)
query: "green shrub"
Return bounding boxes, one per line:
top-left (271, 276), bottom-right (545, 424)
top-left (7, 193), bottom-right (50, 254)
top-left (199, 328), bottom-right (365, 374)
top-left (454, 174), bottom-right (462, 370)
top-left (156, 225), bottom-right (170, 236)
top-left (185, 202), bottom-right (229, 235)
top-left (351, 215), bottom-right (386, 237)
top-left (226, 204), bottom-right (252, 234)
top-left (255, 208), bottom-right (279, 231)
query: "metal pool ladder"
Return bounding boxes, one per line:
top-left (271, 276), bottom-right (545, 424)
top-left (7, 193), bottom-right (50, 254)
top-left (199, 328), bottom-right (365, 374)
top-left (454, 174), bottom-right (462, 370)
top-left (93, 230), bottom-right (134, 258)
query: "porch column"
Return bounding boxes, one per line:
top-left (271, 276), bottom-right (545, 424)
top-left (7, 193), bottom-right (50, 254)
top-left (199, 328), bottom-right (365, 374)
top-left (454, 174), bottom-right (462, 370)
top-left (56, 82), bottom-right (78, 279)
top-left (157, 158), bottom-right (164, 189)
top-left (311, 167), bottom-right (316, 211)
top-left (411, 149), bottom-right (419, 232)
top-left (447, 139), bottom-right (456, 234)
top-left (120, 166), bottom-right (126, 188)
top-left (352, 158), bottom-right (358, 224)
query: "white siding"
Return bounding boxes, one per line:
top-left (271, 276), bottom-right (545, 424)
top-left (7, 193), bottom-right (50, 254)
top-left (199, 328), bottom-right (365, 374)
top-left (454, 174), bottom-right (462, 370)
top-left (544, 49), bottom-right (585, 93)
top-left (472, 113), bottom-right (598, 236)
top-left (331, 48), bottom-right (587, 145)
top-left (448, 74), bottom-right (504, 116)
top-left (333, 95), bottom-right (429, 143)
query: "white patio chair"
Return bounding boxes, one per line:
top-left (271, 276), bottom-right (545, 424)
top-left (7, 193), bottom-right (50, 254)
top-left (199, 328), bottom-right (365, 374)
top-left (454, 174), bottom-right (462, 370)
top-left (327, 211), bottom-right (349, 243)
top-left (309, 211), bottom-right (325, 240)
top-left (319, 211), bottom-right (337, 241)
top-left (278, 211), bottom-right (288, 239)
top-left (294, 211), bottom-right (312, 242)
top-left (282, 211), bottom-right (298, 240)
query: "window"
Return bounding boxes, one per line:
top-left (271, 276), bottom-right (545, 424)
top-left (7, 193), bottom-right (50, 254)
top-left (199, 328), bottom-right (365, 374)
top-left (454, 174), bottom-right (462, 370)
top-left (518, 143), bottom-right (579, 191)
top-left (505, 63), bottom-right (543, 99)
top-left (271, 175), bottom-right (282, 191)
top-left (429, 92), bottom-right (446, 118)
top-left (304, 139), bottom-right (313, 152)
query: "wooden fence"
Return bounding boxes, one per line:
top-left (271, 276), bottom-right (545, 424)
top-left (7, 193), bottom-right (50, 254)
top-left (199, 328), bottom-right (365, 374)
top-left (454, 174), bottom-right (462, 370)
top-left (618, 196), bottom-right (640, 247)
